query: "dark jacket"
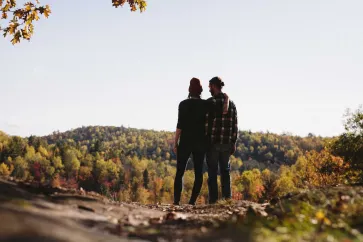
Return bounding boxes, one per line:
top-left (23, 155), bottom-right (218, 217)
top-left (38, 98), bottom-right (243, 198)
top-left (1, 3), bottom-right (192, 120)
top-left (177, 98), bottom-right (213, 148)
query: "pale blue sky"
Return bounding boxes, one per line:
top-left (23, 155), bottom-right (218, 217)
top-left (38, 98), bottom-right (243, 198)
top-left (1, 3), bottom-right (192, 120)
top-left (1, 0), bottom-right (362, 137)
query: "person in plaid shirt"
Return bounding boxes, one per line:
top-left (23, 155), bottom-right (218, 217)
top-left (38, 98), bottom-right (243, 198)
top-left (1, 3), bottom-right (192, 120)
top-left (206, 76), bottom-right (238, 204)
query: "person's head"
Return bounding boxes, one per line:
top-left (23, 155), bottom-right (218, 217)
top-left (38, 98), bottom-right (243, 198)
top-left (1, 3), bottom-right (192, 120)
top-left (188, 77), bottom-right (203, 98)
top-left (209, 76), bottom-right (225, 96)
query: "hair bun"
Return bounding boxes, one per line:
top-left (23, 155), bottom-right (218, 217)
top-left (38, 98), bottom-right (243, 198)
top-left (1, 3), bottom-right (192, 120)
top-left (221, 82), bottom-right (225, 87)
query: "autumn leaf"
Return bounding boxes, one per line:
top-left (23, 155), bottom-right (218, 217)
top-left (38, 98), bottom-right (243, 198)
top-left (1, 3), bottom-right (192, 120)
top-left (2, 3), bottom-right (11, 11)
top-left (25, 4), bottom-right (32, 11)
top-left (8, 22), bottom-right (19, 35)
top-left (28, 23), bottom-right (34, 34)
top-left (44, 5), bottom-right (51, 18)
top-left (11, 30), bottom-right (21, 44)
top-left (14, 9), bottom-right (24, 18)
top-left (3, 27), bottom-right (9, 37)
top-left (21, 29), bottom-right (31, 40)
top-left (10, 0), bottom-right (16, 7)
top-left (33, 11), bottom-right (40, 21)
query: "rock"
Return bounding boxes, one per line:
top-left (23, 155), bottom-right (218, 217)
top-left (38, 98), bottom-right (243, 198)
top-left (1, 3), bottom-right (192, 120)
top-left (165, 212), bottom-right (178, 221)
top-left (149, 216), bottom-right (163, 225)
top-left (164, 212), bottom-right (187, 221)
top-left (127, 214), bottom-right (150, 227)
top-left (78, 205), bottom-right (95, 212)
top-left (201, 226), bottom-right (208, 233)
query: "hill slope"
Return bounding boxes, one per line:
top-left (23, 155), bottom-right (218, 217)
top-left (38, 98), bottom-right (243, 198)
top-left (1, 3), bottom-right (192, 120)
top-left (43, 126), bottom-right (329, 169)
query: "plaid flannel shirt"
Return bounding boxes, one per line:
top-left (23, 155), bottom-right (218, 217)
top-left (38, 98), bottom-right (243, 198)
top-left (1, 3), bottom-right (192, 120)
top-left (205, 93), bottom-right (238, 145)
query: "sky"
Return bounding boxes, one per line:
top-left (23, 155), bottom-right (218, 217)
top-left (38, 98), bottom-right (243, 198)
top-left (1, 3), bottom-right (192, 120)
top-left (1, 0), bottom-right (362, 137)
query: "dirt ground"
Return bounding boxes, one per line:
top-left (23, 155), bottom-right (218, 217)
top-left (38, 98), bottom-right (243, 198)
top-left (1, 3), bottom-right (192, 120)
top-left (0, 178), bottom-right (268, 242)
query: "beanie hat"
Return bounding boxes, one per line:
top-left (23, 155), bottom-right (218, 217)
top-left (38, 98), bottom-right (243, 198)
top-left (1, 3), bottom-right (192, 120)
top-left (189, 77), bottom-right (203, 97)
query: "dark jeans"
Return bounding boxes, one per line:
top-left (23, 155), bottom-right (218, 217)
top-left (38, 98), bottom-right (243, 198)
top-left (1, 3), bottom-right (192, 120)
top-left (206, 144), bottom-right (232, 204)
top-left (174, 144), bottom-right (205, 205)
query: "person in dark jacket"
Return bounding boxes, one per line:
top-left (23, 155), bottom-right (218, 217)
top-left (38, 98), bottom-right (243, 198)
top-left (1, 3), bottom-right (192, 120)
top-left (173, 78), bottom-right (228, 205)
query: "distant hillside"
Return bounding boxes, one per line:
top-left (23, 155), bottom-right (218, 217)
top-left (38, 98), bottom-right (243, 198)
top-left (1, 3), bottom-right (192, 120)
top-left (0, 126), bottom-right (336, 204)
top-left (43, 126), bottom-right (330, 170)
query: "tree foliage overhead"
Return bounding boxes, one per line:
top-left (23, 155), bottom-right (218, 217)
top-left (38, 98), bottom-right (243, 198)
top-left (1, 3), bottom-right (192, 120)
top-left (1, 0), bottom-right (147, 44)
top-left (112, 0), bottom-right (147, 12)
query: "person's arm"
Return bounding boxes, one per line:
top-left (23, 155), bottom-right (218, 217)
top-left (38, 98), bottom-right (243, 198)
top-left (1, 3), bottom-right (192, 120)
top-left (205, 99), bottom-right (215, 137)
top-left (174, 103), bottom-right (184, 154)
top-left (223, 93), bottom-right (230, 115)
top-left (231, 104), bottom-right (238, 155)
top-left (173, 128), bottom-right (182, 154)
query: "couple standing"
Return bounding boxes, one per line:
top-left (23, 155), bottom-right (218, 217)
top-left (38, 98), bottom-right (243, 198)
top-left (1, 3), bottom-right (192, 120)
top-left (173, 77), bottom-right (238, 205)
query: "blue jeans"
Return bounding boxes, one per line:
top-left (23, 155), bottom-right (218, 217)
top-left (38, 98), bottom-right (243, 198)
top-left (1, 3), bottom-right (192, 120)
top-left (206, 144), bottom-right (232, 204)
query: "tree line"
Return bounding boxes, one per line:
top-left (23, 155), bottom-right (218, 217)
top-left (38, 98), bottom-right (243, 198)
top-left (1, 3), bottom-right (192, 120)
top-left (0, 106), bottom-right (361, 204)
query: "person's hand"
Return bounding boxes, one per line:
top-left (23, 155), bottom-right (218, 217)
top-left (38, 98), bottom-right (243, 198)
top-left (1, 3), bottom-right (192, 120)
top-left (223, 93), bottom-right (230, 115)
top-left (230, 144), bottom-right (236, 155)
top-left (173, 144), bottom-right (178, 154)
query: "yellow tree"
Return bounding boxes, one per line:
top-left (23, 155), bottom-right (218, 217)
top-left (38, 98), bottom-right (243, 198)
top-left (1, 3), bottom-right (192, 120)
top-left (152, 177), bottom-right (163, 204)
top-left (273, 165), bottom-right (297, 197)
top-left (239, 169), bottom-right (264, 202)
top-left (0, 163), bottom-right (10, 177)
top-left (161, 176), bottom-right (174, 203)
top-left (1, 0), bottom-right (147, 44)
top-left (135, 187), bottom-right (150, 204)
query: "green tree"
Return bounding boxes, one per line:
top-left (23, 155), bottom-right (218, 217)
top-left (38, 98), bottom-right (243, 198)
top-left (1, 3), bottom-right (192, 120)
top-left (261, 169), bottom-right (276, 198)
top-left (5, 136), bottom-right (26, 159)
top-left (230, 156), bottom-right (243, 171)
top-left (13, 156), bottom-right (28, 179)
top-left (273, 165), bottom-right (297, 197)
top-left (119, 186), bottom-right (131, 202)
top-left (239, 169), bottom-right (264, 202)
top-left (264, 152), bottom-right (273, 161)
top-left (52, 156), bottom-right (63, 171)
top-left (63, 149), bottom-right (80, 179)
top-left (94, 159), bottom-right (120, 184)
top-left (331, 106), bottom-right (363, 179)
